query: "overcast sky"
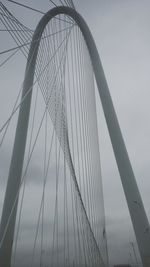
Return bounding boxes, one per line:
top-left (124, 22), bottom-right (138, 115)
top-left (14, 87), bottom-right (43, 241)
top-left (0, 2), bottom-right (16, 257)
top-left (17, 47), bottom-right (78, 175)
top-left (0, 1), bottom-right (150, 266)
top-left (75, 1), bottom-right (150, 266)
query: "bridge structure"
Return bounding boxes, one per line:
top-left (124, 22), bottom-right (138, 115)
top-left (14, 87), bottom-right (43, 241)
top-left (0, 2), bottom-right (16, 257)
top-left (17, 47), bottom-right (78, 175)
top-left (0, 1), bottom-right (149, 267)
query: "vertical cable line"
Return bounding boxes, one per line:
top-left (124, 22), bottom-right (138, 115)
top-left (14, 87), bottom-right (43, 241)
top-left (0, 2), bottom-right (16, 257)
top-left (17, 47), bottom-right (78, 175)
top-left (29, 26), bottom-right (72, 264)
top-left (64, 52), bottom-right (70, 267)
top-left (81, 37), bottom-right (97, 239)
top-left (53, 17), bottom-right (60, 267)
top-left (87, 52), bottom-right (103, 246)
top-left (66, 35), bottom-right (82, 265)
top-left (73, 26), bottom-right (95, 266)
top-left (72, 26), bottom-right (92, 265)
top-left (52, 8), bottom-right (104, 267)
top-left (62, 18), bottom-right (73, 267)
top-left (50, 28), bottom-right (70, 262)
top-left (79, 31), bottom-right (95, 238)
top-left (47, 23), bottom-right (72, 267)
top-left (75, 26), bottom-right (92, 227)
top-left (81, 38), bottom-right (101, 261)
top-left (66, 47), bottom-right (79, 267)
top-left (87, 43), bottom-right (103, 251)
top-left (73, 25), bottom-right (87, 208)
top-left (74, 27), bottom-right (95, 264)
top-left (38, 30), bottom-right (71, 265)
top-left (39, 42), bottom-right (48, 267)
top-left (69, 29), bottom-right (87, 265)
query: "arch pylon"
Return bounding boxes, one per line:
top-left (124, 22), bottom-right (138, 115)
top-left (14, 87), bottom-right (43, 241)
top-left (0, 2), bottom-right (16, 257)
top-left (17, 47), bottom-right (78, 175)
top-left (0, 6), bottom-right (150, 267)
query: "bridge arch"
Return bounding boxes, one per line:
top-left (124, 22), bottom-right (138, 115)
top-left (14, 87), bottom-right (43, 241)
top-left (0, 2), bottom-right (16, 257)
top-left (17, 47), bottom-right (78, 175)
top-left (0, 6), bottom-right (150, 267)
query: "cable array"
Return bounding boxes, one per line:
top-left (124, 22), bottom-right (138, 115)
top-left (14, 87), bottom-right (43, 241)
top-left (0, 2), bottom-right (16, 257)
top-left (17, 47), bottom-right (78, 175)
top-left (0, 2), bottom-right (108, 267)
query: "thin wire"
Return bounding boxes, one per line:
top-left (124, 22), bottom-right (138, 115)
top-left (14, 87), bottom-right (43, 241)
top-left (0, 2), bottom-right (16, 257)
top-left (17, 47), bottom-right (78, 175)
top-left (0, 106), bottom-right (47, 250)
top-left (0, 2), bottom-right (33, 31)
top-left (5, 0), bottom-right (45, 15)
top-left (0, 28), bottom-right (33, 32)
top-left (63, 0), bottom-right (70, 6)
top-left (0, 4), bottom-right (105, 264)
top-left (74, 25), bottom-right (93, 266)
top-left (68, 33), bottom-right (92, 265)
top-left (73, 26), bottom-right (92, 265)
top-left (0, 21), bottom-right (33, 147)
top-left (79, 28), bottom-right (107, 265)
top-left (58, 0), bottom-right (64, 6)
top-left (0, 25), bottom-right (74, 56)
top-left (0, 51), bottom-right (21, 145)
top-left (3, 1), bottom-right (73, 24)
top-left (49, 0), bottom-right (57, 7)
top-left (12, 84), bottom-right (39, 265)
top-left (0, 4), bottom-right (32, 57)
top-left (0, 47), bottom-right (19, 67)
top-left (0, 9), bottom-right (35, 145)
top-left (52, 16), bottom-right (63, 267)
top-left (78, 32), bottom-right (97, 263)
top-left (1, 3), bottom-right (56, 107)
top-left (70, 0), bottom-right (75, 9)
top-left (67, 30), bottom-right (83, 266)
top-left (50, 21), bottom-right (71, 265)
top-left (0, 28), bottom-right (73, 136)
top-left (83, 44), bottom-right (97, 265)
top-left (76, 28), bottom-right (93, 229)
top-left (0, 28), bottom-right (72, 252)
top-left (66, 45), bottom-right (78, 266)
top-left (30, 127), bottom-right (55, 267)
top-left (0, 3), bottom-right (73, 97)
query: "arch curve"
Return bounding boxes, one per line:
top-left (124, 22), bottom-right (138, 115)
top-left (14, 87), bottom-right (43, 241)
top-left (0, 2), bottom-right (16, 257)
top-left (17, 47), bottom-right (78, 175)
top-left (0, 6), bottom-right (150, 267)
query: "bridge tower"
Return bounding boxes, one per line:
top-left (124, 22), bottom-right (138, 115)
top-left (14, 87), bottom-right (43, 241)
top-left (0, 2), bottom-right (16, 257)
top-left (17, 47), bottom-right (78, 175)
top-left (0, 6), bottom-right (150, 267)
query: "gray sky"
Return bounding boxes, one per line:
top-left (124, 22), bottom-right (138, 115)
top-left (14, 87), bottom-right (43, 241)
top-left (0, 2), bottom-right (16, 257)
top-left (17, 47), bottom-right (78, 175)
top-left (0, 1), bottom-right (150, 266)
